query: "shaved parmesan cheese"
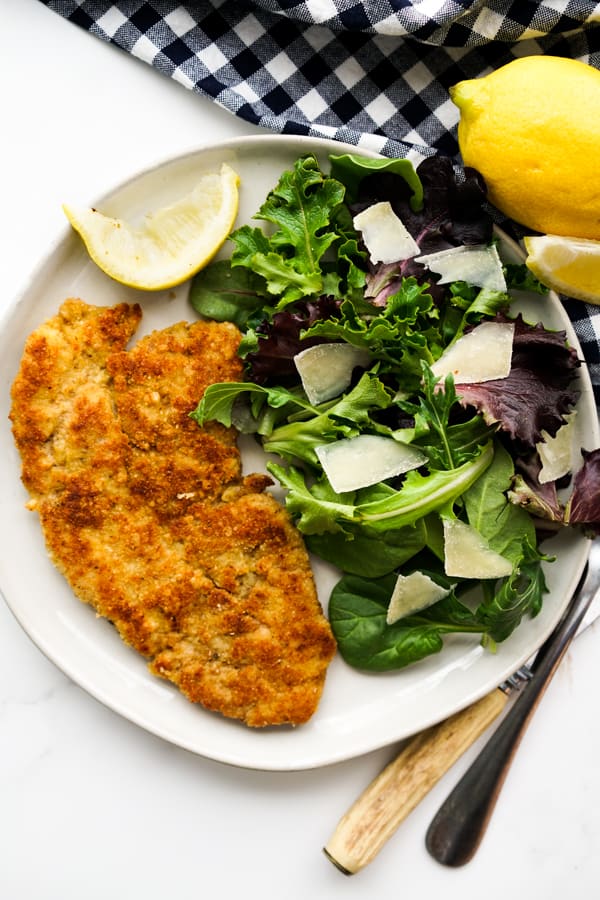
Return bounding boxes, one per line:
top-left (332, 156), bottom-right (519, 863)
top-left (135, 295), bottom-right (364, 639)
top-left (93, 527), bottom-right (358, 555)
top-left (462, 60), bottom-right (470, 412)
top-left (415, 244), bottom-right (507, 292)
top-left (431, 321), bottom-right (514, 384)
top-left (294, 343), bottom-right (371, 405)
top-left (352, 202), bottom-right (420, 264)
top-left (443, 519), bottom-right (513, 579)
top-left (386, 571), bottom-right (450, 625)
top-left (537, 412), bottom-right (577, 484)
top-left (315, 435), bottom-right (427, 494)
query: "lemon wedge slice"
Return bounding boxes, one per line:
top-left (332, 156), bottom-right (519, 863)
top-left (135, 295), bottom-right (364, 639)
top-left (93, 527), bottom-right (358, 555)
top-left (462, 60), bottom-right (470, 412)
top-left (63, 163), bottom-right (240, 291)
top-left (523, 234), bottom-right (600, 305)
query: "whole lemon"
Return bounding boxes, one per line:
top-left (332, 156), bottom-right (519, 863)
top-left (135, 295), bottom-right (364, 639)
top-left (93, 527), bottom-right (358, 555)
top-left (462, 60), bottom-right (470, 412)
top-left (450, 56), bottom-right (600, 239)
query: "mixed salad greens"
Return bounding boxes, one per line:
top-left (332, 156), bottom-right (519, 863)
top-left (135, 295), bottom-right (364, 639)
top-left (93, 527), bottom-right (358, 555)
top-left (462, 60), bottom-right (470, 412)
top-left (188, 151), bottom-right (600, 672)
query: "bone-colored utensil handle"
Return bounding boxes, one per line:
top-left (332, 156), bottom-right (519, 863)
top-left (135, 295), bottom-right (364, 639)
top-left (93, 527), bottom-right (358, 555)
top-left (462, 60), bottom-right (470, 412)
top-left (323, 687), bottom-right (509, 874)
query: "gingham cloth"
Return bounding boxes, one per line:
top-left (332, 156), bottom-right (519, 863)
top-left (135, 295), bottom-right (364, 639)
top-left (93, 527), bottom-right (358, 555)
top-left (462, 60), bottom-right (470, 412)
top-left (40, 0), bottom-right (600, 403)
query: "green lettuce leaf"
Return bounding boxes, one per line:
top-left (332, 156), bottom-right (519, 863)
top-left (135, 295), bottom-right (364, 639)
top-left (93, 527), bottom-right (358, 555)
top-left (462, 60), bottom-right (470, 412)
top-left (229, 154), bottom-right (360, 307)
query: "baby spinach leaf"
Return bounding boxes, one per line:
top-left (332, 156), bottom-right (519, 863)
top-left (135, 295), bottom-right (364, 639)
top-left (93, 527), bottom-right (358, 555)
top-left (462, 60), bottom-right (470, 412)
top-left (463, 441), bottom-right (537, 564)
top-left (462, 441), bottom-right (549, 640)
top-left (306, 520), bottom-right (428, 578)
top-left (189, 259), bottom-right (266, 326)
top-left (329, 573), bottom-right (485, 671)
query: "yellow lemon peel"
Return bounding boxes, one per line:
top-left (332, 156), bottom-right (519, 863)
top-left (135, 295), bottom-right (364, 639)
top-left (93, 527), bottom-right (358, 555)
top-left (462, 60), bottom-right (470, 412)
top-left (450, 57), bottom-right (600, 240)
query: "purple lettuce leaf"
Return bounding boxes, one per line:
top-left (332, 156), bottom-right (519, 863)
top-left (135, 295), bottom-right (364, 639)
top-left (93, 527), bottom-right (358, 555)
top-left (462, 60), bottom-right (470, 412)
top-left (244, 296), bottom-right (341, 384)
top-left (354, 156), bottom-right (495, 305)
top-left (566, 448), bottom-right (600, 535)
top-left (508, 447), bottom-right (600, 537)
top-left (454, 315), bottom-right (581, 447)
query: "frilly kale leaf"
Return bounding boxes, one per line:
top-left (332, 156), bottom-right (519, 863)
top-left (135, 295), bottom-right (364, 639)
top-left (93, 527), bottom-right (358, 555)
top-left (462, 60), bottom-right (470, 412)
top-left (229, 154), bottom-right (365, 308)
top-left (189, 153), bottom-right (367, 327)
top-left (302, 278), bottom-right (441, 390)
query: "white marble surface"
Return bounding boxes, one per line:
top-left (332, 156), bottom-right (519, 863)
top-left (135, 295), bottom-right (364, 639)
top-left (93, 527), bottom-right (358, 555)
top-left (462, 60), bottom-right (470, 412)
top-left (2, 3), bottom-right (600, 898)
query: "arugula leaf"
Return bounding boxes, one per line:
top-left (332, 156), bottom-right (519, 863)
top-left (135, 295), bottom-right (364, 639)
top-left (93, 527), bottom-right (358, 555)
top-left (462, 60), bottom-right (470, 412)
top-left (268, 441), bottom-right (494, 534)
top-left (263, 372), bottom-right (393, 465)
top-left (356, 442), bottom-right (494, 529)
top-left (265, 465), bottom-right (358, 535)
top-left (191, 381), bottom-right (309, 432)
top-left (476, 541), bottom-right (548, 642)
top-left (396, 366), bottom-right (495, 469)
top-left (195, 371), bottom-right (395, 466)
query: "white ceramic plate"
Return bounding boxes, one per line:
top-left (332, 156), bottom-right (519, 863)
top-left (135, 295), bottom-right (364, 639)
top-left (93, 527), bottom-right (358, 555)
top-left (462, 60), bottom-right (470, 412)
top-left (0, 135), bottom-right (597, 771)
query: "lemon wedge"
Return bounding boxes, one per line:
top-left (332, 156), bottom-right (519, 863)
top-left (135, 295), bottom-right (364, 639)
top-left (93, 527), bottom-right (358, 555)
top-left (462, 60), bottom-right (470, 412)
top-left (523, 234), bottom-right (600, 305)
top-left (63, 163), bottom-right (240, 291)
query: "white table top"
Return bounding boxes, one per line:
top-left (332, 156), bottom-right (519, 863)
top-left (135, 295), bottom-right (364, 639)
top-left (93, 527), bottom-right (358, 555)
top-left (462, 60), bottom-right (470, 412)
top-left (2, 3), bottom-right (600, 898)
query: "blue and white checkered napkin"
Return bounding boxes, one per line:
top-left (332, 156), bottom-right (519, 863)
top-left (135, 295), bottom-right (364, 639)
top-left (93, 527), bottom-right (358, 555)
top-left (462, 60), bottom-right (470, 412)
top-left (40, 0), bottom-right (600, 401)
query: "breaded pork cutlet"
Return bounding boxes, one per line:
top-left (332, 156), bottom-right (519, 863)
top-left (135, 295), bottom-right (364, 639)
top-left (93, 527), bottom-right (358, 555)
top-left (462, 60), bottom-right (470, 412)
top-left (10, 299), bottom-right (336, 727)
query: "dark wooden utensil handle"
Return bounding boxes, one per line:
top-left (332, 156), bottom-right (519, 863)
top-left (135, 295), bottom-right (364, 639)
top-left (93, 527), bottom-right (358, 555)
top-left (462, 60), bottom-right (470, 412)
top-left (425, 542), bottom-right (600, 867)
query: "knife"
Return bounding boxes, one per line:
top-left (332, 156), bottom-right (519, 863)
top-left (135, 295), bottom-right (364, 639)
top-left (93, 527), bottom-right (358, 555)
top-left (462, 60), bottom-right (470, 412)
top-left (323, 539), bottom-right (600, 875)
top-left (426, 534), bottom-right (600, 866)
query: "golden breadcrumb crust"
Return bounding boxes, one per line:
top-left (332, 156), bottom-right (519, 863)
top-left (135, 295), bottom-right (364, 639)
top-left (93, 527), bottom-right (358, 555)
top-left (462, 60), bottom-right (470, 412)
top-left (10, 299), bottom-right (336, 727)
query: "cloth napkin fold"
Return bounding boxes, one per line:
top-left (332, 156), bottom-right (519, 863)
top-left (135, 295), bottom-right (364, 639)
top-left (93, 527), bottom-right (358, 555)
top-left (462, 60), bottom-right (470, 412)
top-left (39, 0), bottom-right (600, 399)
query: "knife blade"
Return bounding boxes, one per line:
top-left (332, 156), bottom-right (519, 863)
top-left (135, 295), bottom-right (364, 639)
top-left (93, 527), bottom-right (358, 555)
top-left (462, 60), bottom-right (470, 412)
top-left (323, 544), bottom-right (600, 875)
